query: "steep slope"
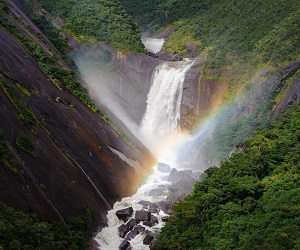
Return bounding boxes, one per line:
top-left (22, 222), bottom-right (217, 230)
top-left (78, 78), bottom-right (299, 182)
top-left (29, 0), bottom-right (145, 52)
top-left (0, 0), bottom-right (154, 231)
top-left (155, 102), bottom-right (300, 249)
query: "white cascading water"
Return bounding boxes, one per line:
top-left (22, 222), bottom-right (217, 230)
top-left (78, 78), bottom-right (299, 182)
top-left (95, 58), bottom-right (194, 250)
top-left (140, 60), bottom-right (194, 141)
top-left (141, 37), bottom-right (165, 54)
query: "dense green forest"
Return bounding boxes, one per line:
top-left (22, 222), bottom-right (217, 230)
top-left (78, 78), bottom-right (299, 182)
top-left (0, 201), bottom-right (91, 249)
top-left (121, 0), bottom-right (300, 69)
top-left (26, 0), bottom-right (145, 52)
top-left (155, 102), bottom-right (300, 249)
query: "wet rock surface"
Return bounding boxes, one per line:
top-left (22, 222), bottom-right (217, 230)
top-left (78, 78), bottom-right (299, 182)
top-left (118, 219), bottom-right (138, 238)
top-left (135, 210), bottom-right (151, 221)
top-left (148, 189), bottom-right (164, 196)
top-left (116, 207), bottom-right (133, 222)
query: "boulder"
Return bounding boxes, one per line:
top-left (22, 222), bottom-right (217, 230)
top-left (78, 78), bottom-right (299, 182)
top-left (161, 216), bottom-right (169, 222)
top-left (125, 225), bottom-right (146, 240)
top-left (148, 203), bottom-right (159, 214)
top-left (143, 233), bottom-right (155, 245)
top-left (119, 240), bottom-right (130, 250)
top-left (158, 201), bottom-right (177, 214)
top-left (116, 207), bottom-right (133, 222)
top-left (118, 219), bottom-right (138, 238)
top-left (157, 163), bottom-right (171, 173)
top-left (157, 51), bottom-right (182, 61)
top-left (148, 189), bottom-right (164, 196)
top-left (118, 224), bottom-right (128, 238)
top-left (168, 176), bottom-right (196, 193)
top-left (135, 210), bottom-right (151, 221)
top-left (167, 191), bottom-right (190, 202)
top-left (143, 215), bottom-right (158, 227)
top-left (148, 208), bottom-right (159, 214)
top-left (149, 203), bottom-right (159, 209)
top-left (138, 200), bottom-right (151, 207)
top-left (168, 168), bottom-right (192, 183)
top-left (136, 225), bottom-right (146, 234)
top-left (149, 239), bottom-right (158, 250)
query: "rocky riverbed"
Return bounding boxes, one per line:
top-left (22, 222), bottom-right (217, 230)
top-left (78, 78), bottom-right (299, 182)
top-left (95, 163), bottom-right (206, 250)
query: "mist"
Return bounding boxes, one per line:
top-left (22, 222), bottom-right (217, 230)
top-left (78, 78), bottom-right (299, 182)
top-left (73, 50), bottom-right (145, 144)
top-left (72, 47), bottom-right (227, 172)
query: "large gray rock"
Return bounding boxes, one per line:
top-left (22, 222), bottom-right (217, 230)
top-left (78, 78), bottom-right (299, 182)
top-left (148, 189), bottom-right (164, 196)
top-left (143, 215), bottom-right (158, 227)
top-left (158, 201), bottom-right (177, 214)
top-left (135, 210), bottom-right (151, 221)
top-left (167, 168), bottom-right (192, 183)
top-left (119, 240), bottom-right (130, 250)
top-left (149, 239), bottom-right (157, 250)
top-left (116, 207), bottom-right (133, 222)
top-left (168, 176), bottom-right (196, 193)
top-left (125, 225), bottom-right (146, 241)
top-left (138, 200), bottom-right (152, 207)
top-left (118, 219), bottom-right (138, 238)
top-left (161, 216), bottom-right (169, 222)
top-left (143, 233), bottom-right (155, 245)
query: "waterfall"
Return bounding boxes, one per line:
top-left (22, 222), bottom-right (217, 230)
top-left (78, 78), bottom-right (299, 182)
top-left (140, 60), bottom-right (194, 139)
top-left (141, 37), bottom-right (165, 53)
top-left (95, 59), bottom-right (195, 249)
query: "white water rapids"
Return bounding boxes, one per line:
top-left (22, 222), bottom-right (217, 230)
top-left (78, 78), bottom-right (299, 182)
top-left (95, 57), bottom-right (194, 250)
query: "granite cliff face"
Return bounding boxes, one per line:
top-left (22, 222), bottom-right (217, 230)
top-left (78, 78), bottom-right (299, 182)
top-left (72, 47), bottom-right (160, 125)
top-left (0, 0), bottom-right (155, 229)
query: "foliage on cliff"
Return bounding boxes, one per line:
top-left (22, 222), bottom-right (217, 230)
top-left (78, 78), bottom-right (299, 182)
top-left (29, 0), bottom-right (145, 52)
top-left (0, 202), bottom-right (91, 249)
top-left (121, 0), bottom-right (300, 66)
top-left (155, 103), bottom-right (300, 249)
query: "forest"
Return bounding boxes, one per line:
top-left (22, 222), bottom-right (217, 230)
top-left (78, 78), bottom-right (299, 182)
top-left (29, 0), bottom-right (145, 52)
top-left (155, 102), bottom-right (300, 249)
top-left (121, 0), bottom-right (300, 67)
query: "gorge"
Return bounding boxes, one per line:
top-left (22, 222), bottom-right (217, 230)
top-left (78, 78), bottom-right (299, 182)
top-left (0, 0), bottom-right (299, 249)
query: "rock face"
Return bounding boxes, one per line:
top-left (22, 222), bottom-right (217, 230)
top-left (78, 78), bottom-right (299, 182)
top-left (118, 219), bottom-right (138, 238)
top-left (73, 46), bottom-right (160, 124)
top-left (135, 210), bottom-right (151, 221)
top-left (157, 163), bottom-right (171, 173)
top-left (148, 189), bottom-right (164, 196)
top-left (116, 207), bottom-right (134, 222)
top-left (0, 0), bottom-right (155, 229)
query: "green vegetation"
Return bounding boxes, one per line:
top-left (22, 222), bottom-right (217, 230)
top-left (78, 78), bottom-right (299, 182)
top-left (16, 131), bottom-right (35, 156)
top-left (155, 103), bottom-right (300, 249)
top-left (0, 75), bottom-right (39, 133)
top-left (0, 202), bottom-right (91, 249)
top-left (0, 129), bottom-right (16, 173)
top-left (29, 14), bottom-right (74, 66)
top-left (121, 0), bottom-right (300, 68)
top-left (29, 0), bottom-right (145, 52)
top-left (0, 16), bottom-right (133, 144)
top-left (201, 65), bottom-right (300, 164)
top-left (0, 0), bottom-right (9, 14)
top-left (0, 18), bottom-right (99, 114)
